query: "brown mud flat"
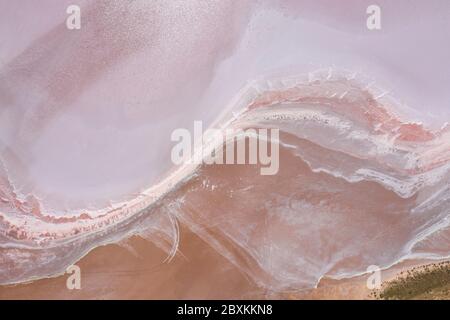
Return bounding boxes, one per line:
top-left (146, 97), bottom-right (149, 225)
top-left (0, 220), bottom-right (447, 300)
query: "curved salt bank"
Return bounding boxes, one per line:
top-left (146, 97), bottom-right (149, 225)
top-left (0, 0), bottom-right (449, 287)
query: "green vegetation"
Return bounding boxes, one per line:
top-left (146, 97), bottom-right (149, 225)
top-left (372, 261), bottom-right (450, 300)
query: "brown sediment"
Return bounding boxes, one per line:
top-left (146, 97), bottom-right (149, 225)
top-left (0, 141), bottom-right (437, 299)
top-left (0, 223), bottom-right (445, 300)
top-left (1, 127), bottom-right (448, 289)
top-left (0, 225), bottom-right (266, 300)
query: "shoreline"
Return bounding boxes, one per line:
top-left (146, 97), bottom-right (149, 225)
top-left (2, 69), bottom-right (450, 285)
top-left (1, 222), bottom-right (447, 300)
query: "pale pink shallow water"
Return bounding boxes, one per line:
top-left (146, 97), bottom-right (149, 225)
top-left (0, 0), bottom-right (450, 295)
